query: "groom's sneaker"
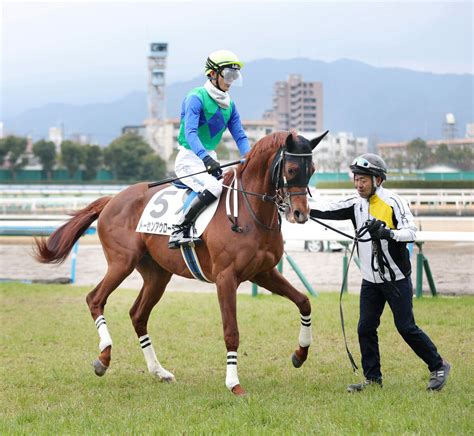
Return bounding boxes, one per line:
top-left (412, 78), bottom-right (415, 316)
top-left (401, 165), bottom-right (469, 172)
top-left (427, 361), bottom-right (451, 391)
top-left (347, 378), bottom-right (383, 393)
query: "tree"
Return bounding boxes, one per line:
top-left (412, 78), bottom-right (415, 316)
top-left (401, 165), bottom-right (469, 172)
top-left (3, 135), bottom-right (28, 180)
top-left (83, 144), bottom-right (103, 181)
top-left (60, 140), bottom-right (84, 178)
top-left (140, 153), bottom-right (167, 181)
top-left (389, 154), bottom-right (405, 171)
top-left (104, 133), bottom-right (156, 181)
top-left (33, 139), bottom-right (57, 181)
top-left (0, 138), bottom-right (9, 166)
top-left (434, 143), bottom-right (451, 165)
top-left (406, 138), bottom-right (431, 170)
top-left (452, 147), bottom-right (474, 171)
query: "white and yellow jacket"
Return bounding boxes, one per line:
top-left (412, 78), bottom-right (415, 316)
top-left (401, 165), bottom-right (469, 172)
top-left (310, 185), bottom-right (417, 283)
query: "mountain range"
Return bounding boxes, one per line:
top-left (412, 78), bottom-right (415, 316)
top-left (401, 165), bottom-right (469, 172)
top-left (3, 58), bottom-right (473, 146)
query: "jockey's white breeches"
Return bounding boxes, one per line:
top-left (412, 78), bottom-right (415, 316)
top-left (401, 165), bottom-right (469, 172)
top-left (175, 147), bottom-right (223, 197)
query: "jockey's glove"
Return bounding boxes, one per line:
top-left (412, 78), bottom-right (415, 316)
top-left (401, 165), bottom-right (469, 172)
top-left (203, 156), bottom-right (223, 178)
top-left (367, 219), bottom-right (394, 240)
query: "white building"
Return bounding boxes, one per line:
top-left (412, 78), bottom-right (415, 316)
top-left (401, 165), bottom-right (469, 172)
top-left (70, 133), bottom-right (92, 145)
top-left (309, 131), bottom-right (368, 172)
top-left (221, 119), bottom-right (275, 160)
top-left (152, 118), bottom-right (275, 166)
top-left (466, 122), bottom-right (474, 138)
top-left (48, 127), bottom-right (63, 152)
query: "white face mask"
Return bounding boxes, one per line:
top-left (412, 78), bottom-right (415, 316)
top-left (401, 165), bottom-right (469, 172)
top-left (221, 67), bottom-right (243, 87)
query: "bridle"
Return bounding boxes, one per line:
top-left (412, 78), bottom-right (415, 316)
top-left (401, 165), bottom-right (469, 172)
top-left (226, 144), bottom-right (314, 231)
top-left (270, 146), bottom-right (314, 213)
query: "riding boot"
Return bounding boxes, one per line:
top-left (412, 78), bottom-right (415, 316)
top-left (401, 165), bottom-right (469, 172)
top-left (168, 190), bottom-right (217, 249)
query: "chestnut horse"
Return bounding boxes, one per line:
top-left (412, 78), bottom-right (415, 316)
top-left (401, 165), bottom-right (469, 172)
top-left (35, 130), bottom-right (326, 395)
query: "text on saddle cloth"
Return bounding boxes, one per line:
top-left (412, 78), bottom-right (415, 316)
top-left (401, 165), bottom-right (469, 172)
top-left (136, 185), bottom-right (221, 236)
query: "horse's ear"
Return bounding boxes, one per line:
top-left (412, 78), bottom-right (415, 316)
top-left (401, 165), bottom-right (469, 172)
top-left (285, 132), bottom-right (295, 152)
top-left (310, 130), bottom-right (329, 150)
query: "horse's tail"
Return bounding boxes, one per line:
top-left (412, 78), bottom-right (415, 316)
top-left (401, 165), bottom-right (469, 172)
top-left (34, 196), bottom-right (113, 264)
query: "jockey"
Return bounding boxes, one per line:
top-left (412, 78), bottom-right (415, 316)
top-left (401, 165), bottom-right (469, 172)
top-left (168, 50), bottom-right (250, 249)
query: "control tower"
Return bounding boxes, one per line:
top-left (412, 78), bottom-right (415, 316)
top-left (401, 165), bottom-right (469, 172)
top-left (145, 42), bottom-right (169, 157)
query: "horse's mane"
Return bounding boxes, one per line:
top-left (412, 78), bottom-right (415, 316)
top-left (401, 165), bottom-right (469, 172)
top-left (236, 130), bottom-right (296, 177)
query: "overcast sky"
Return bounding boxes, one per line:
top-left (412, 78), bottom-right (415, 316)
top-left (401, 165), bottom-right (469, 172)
top-left (0, 0), bottom-right (472, 117)
top-left (2, 0), bottom-right (472, 85)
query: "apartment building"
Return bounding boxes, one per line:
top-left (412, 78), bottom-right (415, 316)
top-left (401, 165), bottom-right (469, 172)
top-left (272, 75), bottom-right (323, 132)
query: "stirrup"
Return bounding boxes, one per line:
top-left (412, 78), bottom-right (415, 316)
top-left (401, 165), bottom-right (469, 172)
top-left (168, 235), bottom-right (203, 249)
top-left (168, 238), bottom-right (182, 249)
top-left (168, 225), bottom-right (202, 249)
top-left (168, 227), bottom-right (186, 249)
top-left (179, 236), bottom-right (203, 248)
top-left (168, 238), bottom-right (202, 249)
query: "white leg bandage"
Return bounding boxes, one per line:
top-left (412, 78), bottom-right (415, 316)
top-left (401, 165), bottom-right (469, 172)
top-left (95, 315), bottom-right (113, 352)
top-left (139, 335), bottom-right (174, 380)
top-left (298, 314), bottom-right (312, 348)
top-left (225, 351), bottom-right (240, 391)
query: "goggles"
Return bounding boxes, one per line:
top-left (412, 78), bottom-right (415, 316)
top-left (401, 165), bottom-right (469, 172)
top-left (351, 157), bottom-right (384, 172)
top-left (221, 67), bottom-right (243, 87)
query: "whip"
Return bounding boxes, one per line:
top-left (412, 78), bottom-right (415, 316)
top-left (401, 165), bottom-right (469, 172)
top-left (147, 159), bottom-right (244, 188)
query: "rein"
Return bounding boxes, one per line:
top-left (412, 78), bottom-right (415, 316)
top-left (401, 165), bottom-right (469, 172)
top-left (335, 221), bottom-right (373, 373)
top-left (309, 215), bottom-right (372, 242)
top-left (221, 170), bottom-right (281, 231)
top-left (221, 144), bottom-right (314, 231)
top-left (310, 216), bottom-right (401, 373)
top-left (339, 241), bottom-right (359, 373)
top-left (239, 177), bottom-right (281, 231)
top-left (221, 181), bottom-right (278, 204)
top-left (222, 170), bottom-right (281, 233)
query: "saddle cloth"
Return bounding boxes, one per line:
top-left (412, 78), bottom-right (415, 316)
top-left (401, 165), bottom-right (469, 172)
top-left (136, 185), bottom-right (220, 236)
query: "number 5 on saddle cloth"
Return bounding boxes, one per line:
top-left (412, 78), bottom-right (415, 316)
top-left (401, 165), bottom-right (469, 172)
top-left (136, 181), bottom-right (220, 238)
top-left (136, 179), bottom-right (238, 282)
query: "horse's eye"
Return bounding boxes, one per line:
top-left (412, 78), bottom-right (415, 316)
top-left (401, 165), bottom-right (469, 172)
top-left (288, 168), bottom-right (296, 175)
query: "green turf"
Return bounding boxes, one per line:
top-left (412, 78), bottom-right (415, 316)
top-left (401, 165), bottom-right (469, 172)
top-left (1, 283), bottom-right (472, 434)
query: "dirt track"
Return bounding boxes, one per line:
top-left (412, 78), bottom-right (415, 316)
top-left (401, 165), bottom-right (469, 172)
top-left (1, 237), bottom-right (472, 296)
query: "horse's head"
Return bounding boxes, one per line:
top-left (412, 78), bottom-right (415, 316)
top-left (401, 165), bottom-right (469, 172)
top-left (271, 130), bottom-right (328, 223)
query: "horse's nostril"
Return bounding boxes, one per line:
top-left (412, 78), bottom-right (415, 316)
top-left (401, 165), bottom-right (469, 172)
top-left (294, 209), bottom-right (308, 223)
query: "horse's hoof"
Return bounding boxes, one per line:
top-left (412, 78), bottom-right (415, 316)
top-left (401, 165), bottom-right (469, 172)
top-left (291, 352), bottom-right (303, 368)
top-left (150, 368), bottom-right (176, 383)
top-left (231, 384), bottom-right (246, 396)
top-left (161, 375), bottom-right (176, 383)
top-left (93, 358), bottom-right (109, 376)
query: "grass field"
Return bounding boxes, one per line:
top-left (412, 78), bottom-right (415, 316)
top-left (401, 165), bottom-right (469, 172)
top-left (1, 283), bottom-right (473, 434)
